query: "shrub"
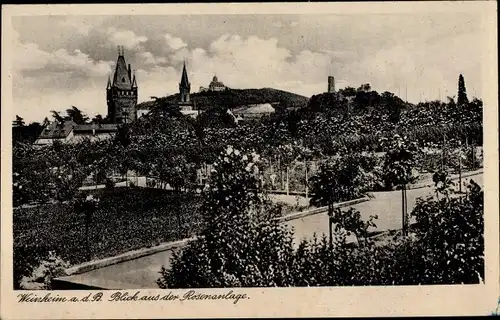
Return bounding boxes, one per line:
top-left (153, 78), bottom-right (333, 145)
top-left (105, 178), bottom-right (115, 189)
top-left (330, 207), bottom-right (378, 247)
top-left (309, 152), bottom-right (380, 207)
top-left (291, 178), bottom-right (483, 285)
top-left (464, 147), bottom-right (483, 169)
top-left (13, 244), bottom-right (48, 289)
top-left (409, 179), bottom-right (484, 283)
top-left (160, 164), bottom-right (483, 287)
top-left (18, 251), bottom-right (69, 290)
top-left (158, 146), bottom-right (297, 288)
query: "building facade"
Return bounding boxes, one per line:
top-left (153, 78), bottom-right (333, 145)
top-left (34, 121), bottom-right (118, 146)
top-left (107, 47), bottom-right (138, 124)
top-left (199, 75), bottom-right (227, 92)
top-left (231, 103), bottom-right (275, 122)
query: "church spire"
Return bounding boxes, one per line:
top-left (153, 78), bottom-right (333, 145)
top-left (107, 74), bottom-right (112, 89)
top-left (180, 60), bottom-right (190, 88)
top-left (179, 60), bottom-right (191, 103)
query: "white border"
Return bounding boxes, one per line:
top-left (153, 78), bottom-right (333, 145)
top-left (1, 2), bottom-right (498, 318)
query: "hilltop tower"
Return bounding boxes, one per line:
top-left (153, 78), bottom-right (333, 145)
top-left (107, 46), bottom-right (138, 124)
top-left (179, 61), bottom-right (191, 103)
top-left (328, 76), bottom-right (335, 93)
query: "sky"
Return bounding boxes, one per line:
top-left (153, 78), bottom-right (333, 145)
top-left (10, 12), bottom-right (486, 123)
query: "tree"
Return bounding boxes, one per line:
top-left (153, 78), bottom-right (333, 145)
top-left (156, 153), bottom-right (198, 238)
top-left (66, 106), bottom-right (89, 124)
top-left (309, 153), bottom-right (375, 208)
top-left (381, 135), bottom-right (418, 236)
top-left (13, 116), bottom-right (26, 144)
top-left (296, 144), bottom-right (314, 198)
top-left (339, 86), bottom-right (356, 97)
top-left (357, 83), bottom-right (371, 92)
top-left (92, 114), bottom-right (106, 124)
top-left (18, 251), bottom-right (69, 290)
top-left (74, 194), bottom-right (100, 261)
top-left (457, 74), bottom-right (469, 106)
top-left (276, 142), bottom-right (301, 195)
top-left (13, 115), bottom-right (25, 127)
top-left (329, 207), bottom-right (377, 247)
top-left (197, 107), bottom-right (237, 129)
top-left (115, 124), bottom-right (132, 186)
top-left (50, 110), bottom-right (65, 125)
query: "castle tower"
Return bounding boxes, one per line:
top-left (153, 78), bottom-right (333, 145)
top-left (328, 76), bottom-right (335, 93)
top-left (107, 46), bottom-right (138, 124)
top-left (179, 61), bottom-right (191, 103)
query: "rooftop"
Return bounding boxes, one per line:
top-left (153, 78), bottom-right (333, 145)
top-left (37, 121), bottom-right (119, 140)
top-left (37, 121), bottom-right (74, 139)
top-left (73, 124), bottom-right (118, 132)
top-left (232, 103), bottom-right (275, 115)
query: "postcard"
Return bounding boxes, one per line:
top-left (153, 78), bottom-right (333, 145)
top-left (1, 2), bottom-right (498, 318)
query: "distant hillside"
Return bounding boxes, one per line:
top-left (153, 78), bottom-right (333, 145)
top-left (138, 88), bottom-right (309, 111)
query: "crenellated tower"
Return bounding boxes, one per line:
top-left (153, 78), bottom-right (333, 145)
top-left (328, 76), bottom-right (335, 93)
top-left (107, 46), bottom-right (138, 124)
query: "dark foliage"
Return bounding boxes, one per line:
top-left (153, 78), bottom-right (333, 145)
top-left (137, 88), bottom-right (309, 111)
top-left (13, 188), bottom-right (203, 271)
top-left (159, 177), bottom-right (484, 287)
top-left (457, 74), bottom-right (469, 106)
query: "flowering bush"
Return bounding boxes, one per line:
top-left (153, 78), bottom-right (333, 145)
top-left (159, 146), bottom-right (298, 288)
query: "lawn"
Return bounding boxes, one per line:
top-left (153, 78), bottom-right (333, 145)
top-left (13, 187), bottom-right (204, 266)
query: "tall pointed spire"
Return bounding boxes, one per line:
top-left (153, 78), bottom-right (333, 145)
top-left (180, 60), bottom-right (190, 88)
top-left (107, 74), bottom-right (112, 89)
top-left (179, 60), bottom-right (191, 103)
top-left (112, 47), bottom-right (132, 90)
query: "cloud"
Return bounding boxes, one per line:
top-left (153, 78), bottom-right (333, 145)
top-left (58, 19), bottom-right (92, 36)
top-left (138, 51), bottom-right (168, 66)
top-left (355, 30), bottom-right (483, 102)
top-left (13, 40), bottom-right (113, 77)
top-left (166, 34), bottom-right (333, 97)
top-left (106, 27), bottom-right (148, 50)
top-left (135, 66), bottom-right (179, 101)
top-left (10, 14), bottom-right (485, 122)
top-left (12, 32), bottom-right (115, 121)
top-left (164, 34), bottom-right (188, 51)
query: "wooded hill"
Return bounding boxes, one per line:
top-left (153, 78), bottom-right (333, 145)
top-left (138, 88), bottom-right (309, 111)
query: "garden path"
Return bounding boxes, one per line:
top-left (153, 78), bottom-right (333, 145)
top-left (287, 172), bottom-right (483, 246)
